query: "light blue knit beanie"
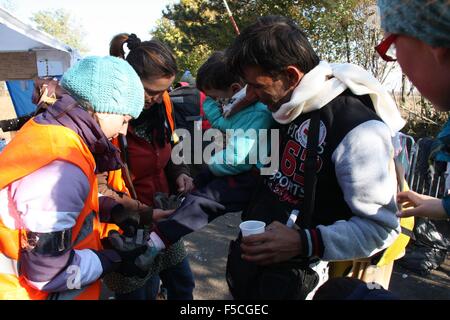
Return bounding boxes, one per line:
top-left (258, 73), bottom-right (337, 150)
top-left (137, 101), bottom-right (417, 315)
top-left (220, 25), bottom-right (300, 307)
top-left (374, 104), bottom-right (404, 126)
top-left (378, 0), bottom-right (450, 48)
top-left (61, 56), bottom-right (144, 118)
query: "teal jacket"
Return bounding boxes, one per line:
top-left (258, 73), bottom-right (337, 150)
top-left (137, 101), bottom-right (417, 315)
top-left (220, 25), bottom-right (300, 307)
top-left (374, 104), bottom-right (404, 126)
top-left (202, 96), bottom-right (274, 176)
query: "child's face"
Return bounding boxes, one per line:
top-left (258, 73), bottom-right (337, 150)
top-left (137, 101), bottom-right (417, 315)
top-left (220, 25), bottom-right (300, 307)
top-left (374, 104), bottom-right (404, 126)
top-left (204, 84), bottom-right (241, 100)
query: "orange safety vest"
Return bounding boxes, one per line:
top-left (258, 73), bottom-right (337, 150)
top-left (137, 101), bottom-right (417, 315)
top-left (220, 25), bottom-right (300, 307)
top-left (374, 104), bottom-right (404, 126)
top-left (0, 119), bottom-right (102, 300)
top-left (98, 138), bottom-right (130, 239)
top-left (107, 137), bottom-right (131, 196)
top-left (162, 91), bottom-right (179, 144)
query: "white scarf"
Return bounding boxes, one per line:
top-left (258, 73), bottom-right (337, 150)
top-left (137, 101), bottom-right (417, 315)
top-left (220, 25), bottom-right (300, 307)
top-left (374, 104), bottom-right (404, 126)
top-left (272, 61), bottom-right (405, 136)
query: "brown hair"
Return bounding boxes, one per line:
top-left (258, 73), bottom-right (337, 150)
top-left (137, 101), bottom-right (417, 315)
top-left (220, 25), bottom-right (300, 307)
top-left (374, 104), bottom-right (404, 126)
top-left (109, 33), bottom-right (178, 80)
top-left (227, 15), bottom-right (319, 77)
top-left (196, 51), bottom-right (243, 92)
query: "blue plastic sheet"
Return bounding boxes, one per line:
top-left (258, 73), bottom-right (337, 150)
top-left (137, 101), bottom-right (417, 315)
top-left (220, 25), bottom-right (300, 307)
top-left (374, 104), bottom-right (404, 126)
top-left (5, 80), bottom-right (37, 117)
top-left (0, 139), bottom-right (6, 152)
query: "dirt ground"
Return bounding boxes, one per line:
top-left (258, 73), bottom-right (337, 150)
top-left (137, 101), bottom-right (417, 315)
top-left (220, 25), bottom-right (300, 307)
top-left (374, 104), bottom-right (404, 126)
top-left (101, 211), bottom-right (449, 300)
top-left (183, 212), bottom-right (238, 300)
top-left (184, 212), bottom-right (449, 300)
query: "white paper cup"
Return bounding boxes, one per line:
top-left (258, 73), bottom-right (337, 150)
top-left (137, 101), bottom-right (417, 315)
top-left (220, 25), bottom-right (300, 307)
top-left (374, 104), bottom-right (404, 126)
top-left (239, 220), bottom-right (266, 237)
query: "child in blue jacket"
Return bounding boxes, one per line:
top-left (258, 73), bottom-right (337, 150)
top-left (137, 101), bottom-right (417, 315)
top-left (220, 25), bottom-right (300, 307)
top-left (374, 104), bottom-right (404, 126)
top-left (141, 51), bottom-right (275, 253)
top-left (199, 56), bottom-right (274, 176)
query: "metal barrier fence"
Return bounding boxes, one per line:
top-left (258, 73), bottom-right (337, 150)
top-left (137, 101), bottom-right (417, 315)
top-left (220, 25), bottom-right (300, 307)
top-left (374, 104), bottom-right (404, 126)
top-left (397, 133), bottom-right (447, 198)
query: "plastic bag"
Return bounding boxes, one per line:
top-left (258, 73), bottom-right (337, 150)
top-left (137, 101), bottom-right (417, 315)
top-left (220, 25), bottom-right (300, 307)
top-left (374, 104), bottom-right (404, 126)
top-left (398, 217), bottom-right (449, 275)
top-left (414, 218), bottom-right (450, 250)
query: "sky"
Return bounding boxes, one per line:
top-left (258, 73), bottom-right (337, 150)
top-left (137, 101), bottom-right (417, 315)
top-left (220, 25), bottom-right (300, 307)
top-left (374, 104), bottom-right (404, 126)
top-left (1, 0), bottom-right (405, 91)
top-left (5, 0), bottom-right (177, 56)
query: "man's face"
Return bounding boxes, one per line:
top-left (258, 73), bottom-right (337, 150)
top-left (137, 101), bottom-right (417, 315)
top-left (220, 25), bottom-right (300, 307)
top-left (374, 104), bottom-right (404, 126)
top-left (242, 66), bottom-right (297, 112)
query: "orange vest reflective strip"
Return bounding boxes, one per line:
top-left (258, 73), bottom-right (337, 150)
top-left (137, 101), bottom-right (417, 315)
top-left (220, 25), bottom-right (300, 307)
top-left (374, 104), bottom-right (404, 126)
top-left (0, 119), bottom-right (102, 300)
top-left (163, 91), bottom-right (179, 144)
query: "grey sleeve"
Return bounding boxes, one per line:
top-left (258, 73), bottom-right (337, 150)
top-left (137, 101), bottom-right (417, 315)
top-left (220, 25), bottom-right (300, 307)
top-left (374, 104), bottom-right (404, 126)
top-left (318, 120), bottom-right (401, 261)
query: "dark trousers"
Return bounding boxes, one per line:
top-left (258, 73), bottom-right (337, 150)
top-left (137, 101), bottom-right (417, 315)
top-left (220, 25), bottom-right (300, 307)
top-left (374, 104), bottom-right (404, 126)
top-left (156, 168), bottom-right (258, 244)
top-left (115, 256), bottom-right (194, 300)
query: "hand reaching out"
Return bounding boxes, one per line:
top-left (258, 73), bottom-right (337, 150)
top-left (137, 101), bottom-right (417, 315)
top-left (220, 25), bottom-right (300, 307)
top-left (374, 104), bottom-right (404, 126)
top-left (397, 190), bottom-right (448, 220)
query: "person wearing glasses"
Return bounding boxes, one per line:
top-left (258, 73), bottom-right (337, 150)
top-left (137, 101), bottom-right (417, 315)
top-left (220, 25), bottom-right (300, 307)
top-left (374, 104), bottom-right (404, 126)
top-left (102, 33), bottom-right (196, 300)
top-left (377, 0), bottom-right (450, 220)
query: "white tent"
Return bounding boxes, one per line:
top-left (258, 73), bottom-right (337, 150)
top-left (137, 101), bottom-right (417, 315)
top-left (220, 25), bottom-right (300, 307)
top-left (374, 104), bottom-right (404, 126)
top-left (0, 7), bottom-right (80, 80)
top-left (0, 7), bottom-right (81, 119)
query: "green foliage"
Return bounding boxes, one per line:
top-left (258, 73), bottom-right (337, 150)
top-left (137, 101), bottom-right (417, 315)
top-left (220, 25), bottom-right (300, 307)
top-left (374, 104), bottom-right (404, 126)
top-left (31, 9), bottom-right (88, 54)
top-left (402, 97), bottom-right (448, 139)
top-left (151, 0), bottom-right (386, 78)
top-left (153, 16), bottom-right (213, 75)
top-left (153, 0), bottom-right (440, 138)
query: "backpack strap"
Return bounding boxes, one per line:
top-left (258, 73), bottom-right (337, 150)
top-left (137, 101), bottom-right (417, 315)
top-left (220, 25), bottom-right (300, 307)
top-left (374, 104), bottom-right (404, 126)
top-left (163, 91), bottom-right (179, 144)
top-left (297, 110), bottom-right (321, 229)
top-left (117, 134), bottom-right (138, 200)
